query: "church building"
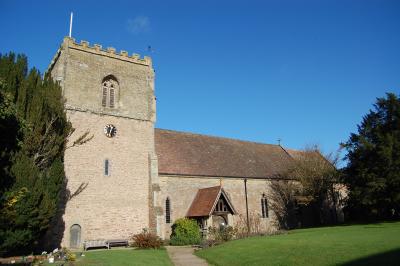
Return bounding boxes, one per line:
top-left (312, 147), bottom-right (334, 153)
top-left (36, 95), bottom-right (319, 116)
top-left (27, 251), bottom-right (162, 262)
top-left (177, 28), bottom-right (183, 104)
top-left (48, 37), bottom-right (317, 248)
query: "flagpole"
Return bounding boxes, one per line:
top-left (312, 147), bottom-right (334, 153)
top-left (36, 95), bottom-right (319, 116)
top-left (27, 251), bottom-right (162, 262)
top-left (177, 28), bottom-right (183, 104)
top-left (69, 12), bottom-right (73, 38)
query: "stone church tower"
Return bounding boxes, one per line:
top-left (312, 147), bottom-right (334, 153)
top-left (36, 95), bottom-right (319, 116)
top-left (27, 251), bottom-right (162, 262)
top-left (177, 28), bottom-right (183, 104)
top-left (48, 37), bottom-right (160, 248)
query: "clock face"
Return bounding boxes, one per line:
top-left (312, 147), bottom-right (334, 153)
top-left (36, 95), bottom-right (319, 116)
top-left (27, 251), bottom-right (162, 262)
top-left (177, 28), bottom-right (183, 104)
top-left (104, 124), bottom-right (117, 138)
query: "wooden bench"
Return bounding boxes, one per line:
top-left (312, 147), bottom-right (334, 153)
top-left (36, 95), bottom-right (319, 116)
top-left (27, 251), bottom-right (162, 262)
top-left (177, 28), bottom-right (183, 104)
top-left (107, 239), bottom-right (129, 248)
top-left (83, 239), bottom-right (129, 250)
top-left (84, 239), bottom-right (109, 250)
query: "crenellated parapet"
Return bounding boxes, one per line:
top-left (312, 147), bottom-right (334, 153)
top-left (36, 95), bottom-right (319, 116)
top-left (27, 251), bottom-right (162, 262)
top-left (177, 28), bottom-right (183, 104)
top-left (47, 36), bottom-right (156, 123)
top-left (63, 37), bottom-right (152, 67)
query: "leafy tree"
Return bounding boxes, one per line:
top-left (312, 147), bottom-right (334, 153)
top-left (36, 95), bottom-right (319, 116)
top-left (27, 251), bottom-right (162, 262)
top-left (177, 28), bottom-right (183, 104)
top-left (0, 53), bottom-right (71, 256)
top-left (343, 93), bottom-right (400, 220)
top-left (268, 179), bottom-right (299, 229)
top-left (290, 147), bottom-right (340, 225)
top-left (269, 147), bottom-right (341, 228)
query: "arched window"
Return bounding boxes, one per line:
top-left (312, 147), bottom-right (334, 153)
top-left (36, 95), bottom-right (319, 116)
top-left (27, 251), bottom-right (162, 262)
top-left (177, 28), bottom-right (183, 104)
top-left (165, 197), bottom-right (171, 224)
top-left (70, 224), bottom-right (81, 248)
top-left (261, 194), bottom-right (268, 218)
top-left (101, 75), bottom-right (119, 108)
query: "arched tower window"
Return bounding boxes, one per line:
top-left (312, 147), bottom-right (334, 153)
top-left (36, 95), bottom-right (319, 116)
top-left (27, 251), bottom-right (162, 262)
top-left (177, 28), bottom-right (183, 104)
top-left (70, 224), bottom-right (81, 248)
top-left (261, 194), bottom-right (268, 218)
top-left (101, 75), bottom-right (119, 108)
top-left (165, 197), bottom-right (171, 224)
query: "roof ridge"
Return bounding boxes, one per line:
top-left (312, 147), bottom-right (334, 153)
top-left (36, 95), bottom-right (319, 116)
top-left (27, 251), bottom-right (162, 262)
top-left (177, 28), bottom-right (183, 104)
top-left (279, 146), bottom-right (297, 161)
top-left (155, 128), bottom-right (281, 148)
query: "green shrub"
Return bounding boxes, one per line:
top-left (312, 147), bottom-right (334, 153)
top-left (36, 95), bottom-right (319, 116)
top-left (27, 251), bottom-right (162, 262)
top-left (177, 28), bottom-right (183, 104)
top-left (64, 248), bottom-right (76, 261)
top-left (131, 229), bottom-right (163, 249)
top-left (201, 226), bottom-right (237, 247)
top-left (209, 225), bottom-right (237, 242)
top-left (170, 218), bottom-right (201, 246)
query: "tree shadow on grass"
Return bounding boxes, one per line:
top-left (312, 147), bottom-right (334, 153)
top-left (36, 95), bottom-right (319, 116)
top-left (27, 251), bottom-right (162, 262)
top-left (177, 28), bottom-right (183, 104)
top-left (340, 248), bottom-right (400, 266)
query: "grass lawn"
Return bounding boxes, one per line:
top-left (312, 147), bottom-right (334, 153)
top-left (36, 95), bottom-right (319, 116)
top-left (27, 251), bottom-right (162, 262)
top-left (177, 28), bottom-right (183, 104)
top-left (196, 221), bottom-right (400, 266)
top-left (46, 248), bottom-right (173, 266)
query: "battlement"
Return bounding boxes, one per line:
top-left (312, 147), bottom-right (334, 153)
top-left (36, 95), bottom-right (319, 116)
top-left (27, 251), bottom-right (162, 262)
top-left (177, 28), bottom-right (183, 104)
top-left (64, 37), bottom-right (152, 67)
top-left (46, 36), bottom-right (156, 122)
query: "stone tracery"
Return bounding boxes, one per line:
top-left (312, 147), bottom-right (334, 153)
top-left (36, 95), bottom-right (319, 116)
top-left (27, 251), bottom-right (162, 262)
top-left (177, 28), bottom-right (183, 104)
top-left (102, 75), bottom-right (119, 108)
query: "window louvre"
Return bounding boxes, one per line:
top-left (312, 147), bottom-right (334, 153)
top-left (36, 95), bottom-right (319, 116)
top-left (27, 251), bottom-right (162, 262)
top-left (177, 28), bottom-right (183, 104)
top-left (109, 88), bottom-right (115, 108)
top-left (101, 76), bottom-right (118, 108)
top-left (102, 87), bottom-right (107, 107)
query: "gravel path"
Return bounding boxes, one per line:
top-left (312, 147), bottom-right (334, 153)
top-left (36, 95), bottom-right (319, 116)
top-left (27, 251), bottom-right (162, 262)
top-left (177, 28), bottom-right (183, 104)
top-left (165, 246), bottom-right (209, 266)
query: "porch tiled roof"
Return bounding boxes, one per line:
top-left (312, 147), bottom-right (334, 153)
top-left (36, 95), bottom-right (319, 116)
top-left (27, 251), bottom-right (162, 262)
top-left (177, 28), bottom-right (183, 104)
top-left (186, 186), bottom-right (221, 217)
top-left (186, 186), bottom-right (237, 217)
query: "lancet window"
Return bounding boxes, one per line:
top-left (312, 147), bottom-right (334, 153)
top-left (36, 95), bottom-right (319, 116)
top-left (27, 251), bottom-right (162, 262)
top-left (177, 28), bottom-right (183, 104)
top-left (101, 75), bottom-right (119, 108)
top-left (261, 194), bottom-right (269, 218)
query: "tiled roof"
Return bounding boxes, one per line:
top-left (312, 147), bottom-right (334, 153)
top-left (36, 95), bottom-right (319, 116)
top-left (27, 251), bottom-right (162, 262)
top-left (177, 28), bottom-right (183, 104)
top-left (285, 148), bottom-right (331, 165)
top-left (186, 186), bottom-right (221, 217)
top-left (186, 186), bottom-right (236, 217)
top-left (284, 148), bottom-right (305, 160)
top-left (155, 129), bottom-right (295, 178)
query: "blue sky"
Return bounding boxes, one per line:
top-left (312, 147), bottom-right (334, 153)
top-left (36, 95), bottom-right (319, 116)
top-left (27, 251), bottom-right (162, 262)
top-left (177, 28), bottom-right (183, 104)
top-left (1, 0), bottom-right (399, 165)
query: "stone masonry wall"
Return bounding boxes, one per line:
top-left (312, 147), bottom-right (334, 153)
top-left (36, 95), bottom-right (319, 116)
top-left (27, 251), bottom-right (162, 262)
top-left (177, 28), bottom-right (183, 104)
top-left (48, 37), bottom-right (157, 247)
top-left (48, 37), bottom-right (156, 121)
top-left (62, 111), bottom-right (154, 246)
top-left (159, 175), bottom-right (278, 239)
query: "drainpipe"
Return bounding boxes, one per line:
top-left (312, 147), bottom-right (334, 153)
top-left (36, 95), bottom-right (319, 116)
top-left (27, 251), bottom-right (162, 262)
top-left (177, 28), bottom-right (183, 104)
top-left (244, 177), bottom-right (250, 234)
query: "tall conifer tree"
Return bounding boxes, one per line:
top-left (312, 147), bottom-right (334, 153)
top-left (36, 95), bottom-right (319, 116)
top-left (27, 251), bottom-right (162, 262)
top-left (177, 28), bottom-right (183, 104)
top-left (0, 53), bottom-right (71, 256)
top-left (343, 93), bottom-right (400, 220)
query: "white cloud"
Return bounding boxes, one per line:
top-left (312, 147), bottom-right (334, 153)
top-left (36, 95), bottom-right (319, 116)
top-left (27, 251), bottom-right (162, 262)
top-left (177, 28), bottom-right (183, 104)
top-left (127, 16), bottom-right (150, 34)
